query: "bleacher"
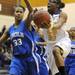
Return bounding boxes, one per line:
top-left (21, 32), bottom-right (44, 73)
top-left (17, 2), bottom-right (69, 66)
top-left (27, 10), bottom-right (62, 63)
top-left (0, 69), bottom-right (8, 75)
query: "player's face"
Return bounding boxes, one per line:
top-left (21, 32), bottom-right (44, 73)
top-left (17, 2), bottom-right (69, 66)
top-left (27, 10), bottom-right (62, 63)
top-left (47, 3), bottom-right (57, 14)
top-left (14, 7), bottom-right (24, 21)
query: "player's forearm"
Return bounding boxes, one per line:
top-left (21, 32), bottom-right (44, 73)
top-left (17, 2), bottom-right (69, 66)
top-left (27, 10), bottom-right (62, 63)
top-left (55, 19), bottom-right (66, 29)
top-left (0, 37), bottom-right (6, 44)
top-left (0, 31), bottom-right (8, 44)
top-left (55, 12), bottom-right (67, 29)
top-left (24, 0), bottom-right (33, 28)
top-left (47, 27), bottom-right (56, 41)
top-left (24, 0), bottom-right (33, 13)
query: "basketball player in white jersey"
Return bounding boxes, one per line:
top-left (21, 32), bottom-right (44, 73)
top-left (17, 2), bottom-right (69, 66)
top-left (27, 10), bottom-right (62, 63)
top-left (31, 0), bottom-right (71, 75)
top-left (47, 0), bottom-right (71, 75)
top-left (33, 0), bottom-right (71, 74)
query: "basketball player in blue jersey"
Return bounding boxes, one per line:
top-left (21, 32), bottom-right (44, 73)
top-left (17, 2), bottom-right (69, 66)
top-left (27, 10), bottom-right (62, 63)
top-left (35, 30), bottom-right (50, 75)
top-left (24, 0), bottom-right (51, 74)
top-left (0, 0), bottom-right (40, 75)
top-left (30, 25), bottom-right (51, 75)
top-left (65, 27), bottom-right (75, 75)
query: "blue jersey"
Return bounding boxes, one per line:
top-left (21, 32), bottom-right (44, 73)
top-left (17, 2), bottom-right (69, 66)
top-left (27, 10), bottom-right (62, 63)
top-left (8, 21), bottom-right (35, 56)
top-left (65, 41), bottom-right (75, 75)
top-left (36, 37), bottom-right (46, 57)
top-left (31, 28), bottom-right (46, 57)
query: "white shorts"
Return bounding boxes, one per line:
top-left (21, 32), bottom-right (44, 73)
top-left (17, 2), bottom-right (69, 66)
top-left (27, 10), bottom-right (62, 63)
top-left (55, 37), bottom-right (71, 58)
top-left (45, 42), bottom-right (59, 75)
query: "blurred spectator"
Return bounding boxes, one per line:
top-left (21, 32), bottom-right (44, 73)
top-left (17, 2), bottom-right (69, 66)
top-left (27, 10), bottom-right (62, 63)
top-left (2, 25), bottom-right (6, 35)
top-left (0, 25), bottom-right (12, 69)
top-left (0, 25), bottom-right (6, 37)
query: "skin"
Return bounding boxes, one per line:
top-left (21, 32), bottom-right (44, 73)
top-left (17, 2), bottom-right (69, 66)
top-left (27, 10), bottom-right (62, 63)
top-left (47, 2), bottom-right (68, 68)
top-left (33, 2), bottom-right (67, 47)
top-left (47, 2), bottom-right (58, 15)
top-left (0, 0), bottom-right (33, 45)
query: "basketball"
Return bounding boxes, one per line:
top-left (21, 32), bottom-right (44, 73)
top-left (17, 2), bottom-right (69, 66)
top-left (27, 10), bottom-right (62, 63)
top-left (33, 10), bottom-right (51, 28)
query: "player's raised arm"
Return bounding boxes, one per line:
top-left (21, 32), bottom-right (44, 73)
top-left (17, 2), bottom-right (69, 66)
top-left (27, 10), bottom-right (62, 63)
top-left (24, 0), bottom-right (33, 13)
top-left (54, 12), bottom-right (67, 29)
top-left (0, 29), bottom-right (9, 44)
top-left (24, 0), bottom-right (33, 28)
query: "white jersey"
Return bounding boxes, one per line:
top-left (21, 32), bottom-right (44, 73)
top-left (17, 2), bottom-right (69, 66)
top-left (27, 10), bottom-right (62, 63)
top-left (42, 12), bottom-right (71, 75)
top-left (52, 14), bottom-right (60, 24)
top-left (56, 28), bottom-right (69, 40)
top-left (52, 13), bottom-right (71, 57)
top-left (41, 28), bottom-right (58, 75)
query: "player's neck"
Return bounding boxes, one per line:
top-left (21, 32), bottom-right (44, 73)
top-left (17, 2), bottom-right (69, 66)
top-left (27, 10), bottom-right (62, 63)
top-left (15, 20), bottom-right (21, 26)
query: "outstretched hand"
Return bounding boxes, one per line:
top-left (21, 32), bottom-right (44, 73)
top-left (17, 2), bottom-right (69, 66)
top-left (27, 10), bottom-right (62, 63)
top-left (40, 21), bottom-right (51, 29)
top-left (30, 8), bottom-right (38, 20)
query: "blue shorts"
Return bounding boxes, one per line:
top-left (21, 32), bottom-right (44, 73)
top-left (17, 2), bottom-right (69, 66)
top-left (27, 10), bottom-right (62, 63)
top-left (39, 57), bottom-right (49, 75)
top-left (34, 53), bottom-right (49, 75)
top-left (65, 54), bottom-right (75, 75)
top-left (9, 55), bottom-right (39, 75)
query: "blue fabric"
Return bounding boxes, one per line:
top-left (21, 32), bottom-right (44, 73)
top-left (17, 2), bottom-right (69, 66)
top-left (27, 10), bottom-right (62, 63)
top-left (9, 56), bottom-right (39, 75)
top-left (32, 29), bottom-right (49, 75)
top-left (8, 21), bottom-right (33, 55)
top-left (65, 41), bottom-right (75, 75)
top-left (65, 54), bottom-right (75, 75)
top-left (39, 57), bottom-right (49, 75)
top-left (8, 21), bottom-right (39, 75)
top-left (71, 41), bottom-right (75, 45)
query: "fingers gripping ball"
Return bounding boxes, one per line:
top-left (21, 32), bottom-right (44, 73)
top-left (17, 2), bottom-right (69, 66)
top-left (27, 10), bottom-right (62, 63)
top-left (33, 10), bottom-right (51, 28)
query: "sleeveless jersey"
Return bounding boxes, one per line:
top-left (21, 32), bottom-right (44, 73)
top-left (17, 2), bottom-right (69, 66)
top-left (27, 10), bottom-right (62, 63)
top-left (8, 21), bottom-right (35, 56)
top-left (31, 27), bottom-right (46, 57)
top-left (52, 10), bottom-right (69, 41)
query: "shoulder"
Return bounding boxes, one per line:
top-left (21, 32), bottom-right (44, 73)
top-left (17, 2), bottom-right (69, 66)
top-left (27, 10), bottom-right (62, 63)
top-left (8, 24), bottom-right (14, 31)
top-left (60, 12), bottom-right (67, 15)
top-left (5, 26), bottom-right (11, 35)
top-left (60, 12), bottom-right (67, 19)
top-left (5, 24), bottom-right (14, 36)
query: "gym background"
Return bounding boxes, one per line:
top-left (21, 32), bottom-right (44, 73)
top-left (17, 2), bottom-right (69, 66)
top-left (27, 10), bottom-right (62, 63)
top-left (0, 0), bottom-right (75, 30)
